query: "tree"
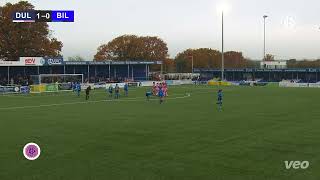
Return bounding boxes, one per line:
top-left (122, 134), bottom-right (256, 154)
top-left (244, 58), bottom-right (260, 68)
top-left (141, 36), bottom-right (168, 61)
top-left (224, 51), bottom-right (247, 68)
top-left (68, 55), bottom-right (85, 61)
top-left (0, 1), bottom-right (63, 61)
top-left (287, 59), bottom-right (320, 68)
top-left (94, 35), bottom-right (168, 61)
top-left (175, 48), bottom-right (221, 73)
top-left (175, 48), bottom-right (258, 72)
top-left (163, 58), bottom-right (176, 73)
top-left (264, 54), bottom-right (275, 61)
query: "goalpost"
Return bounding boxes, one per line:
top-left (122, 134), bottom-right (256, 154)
top-left (29, 74), bottom-right (84, 93)
top-left (30, 74), bottom-right (84, 84)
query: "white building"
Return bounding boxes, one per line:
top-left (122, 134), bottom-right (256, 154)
top-left (260, 61), bottom-right (287, 69)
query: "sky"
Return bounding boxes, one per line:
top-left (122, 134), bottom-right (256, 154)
top-left (1, 0), bottom-right (320, 60)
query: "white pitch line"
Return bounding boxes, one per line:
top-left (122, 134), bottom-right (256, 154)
top-left (0, 97), bottom-right (140, 110)
top-left (0, 94), bottom-right (35, 99)
top-left (0, 86), bottom-right (220, 99)
top-left (0, 89), bottom-right (140, 98)
top-left (0, 93), bottom-right (191, 111)
top-left (116, 93), bottom-right (191, 102)
top-left (0, 90), bottom-right (131, 99)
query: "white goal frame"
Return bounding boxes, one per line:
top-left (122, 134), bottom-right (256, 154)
top-left (31, 74), bottom-right (84, 84)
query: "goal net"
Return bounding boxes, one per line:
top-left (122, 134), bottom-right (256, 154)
top-left (30, 74), bottom-right (84, 84)
top-left (29, 74), bottom-right (84, 93)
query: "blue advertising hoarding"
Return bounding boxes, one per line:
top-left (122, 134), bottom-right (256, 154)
top-left (44, 58), bottom-right (64, 65)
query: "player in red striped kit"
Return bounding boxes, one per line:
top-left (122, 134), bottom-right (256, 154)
top-left (163, 82), bottom-right (168, 97)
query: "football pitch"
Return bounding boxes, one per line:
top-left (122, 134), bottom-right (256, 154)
top-left (0, 85), bottom-right (319, 180)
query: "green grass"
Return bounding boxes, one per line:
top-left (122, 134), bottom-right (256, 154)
top-left (0, 85), bottom-right (319, 180)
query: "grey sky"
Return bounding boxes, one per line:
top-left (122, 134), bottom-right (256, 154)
top-left (2, 0), bottom-right (320, 60)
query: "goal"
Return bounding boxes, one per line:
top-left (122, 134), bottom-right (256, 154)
top-left (30, 74), bottom-right (84, 84)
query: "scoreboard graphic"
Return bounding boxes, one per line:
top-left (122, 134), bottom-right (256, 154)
top-left (12, 10), bottom-right (74, 22)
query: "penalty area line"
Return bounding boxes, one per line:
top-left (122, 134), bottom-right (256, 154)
top-left (0, 93), bottom-right (192, 111)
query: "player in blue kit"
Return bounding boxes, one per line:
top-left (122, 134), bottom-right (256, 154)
top-left (158, 87), bottom-right (164, 104)
top-left (108, 85), bottom-right (113, 98)
top-left (124, 83), bottom-right (128, 97)
top-left (146, 90), bottom-right (152, 101)
top-left (72, 82), bottom-right (76, 92)
top-left (217, 89), bottom-right (223, 111)
top-left (76, 82), bottom-right (81, 97)
top-left (73, 82), bottom-right (78, 92)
